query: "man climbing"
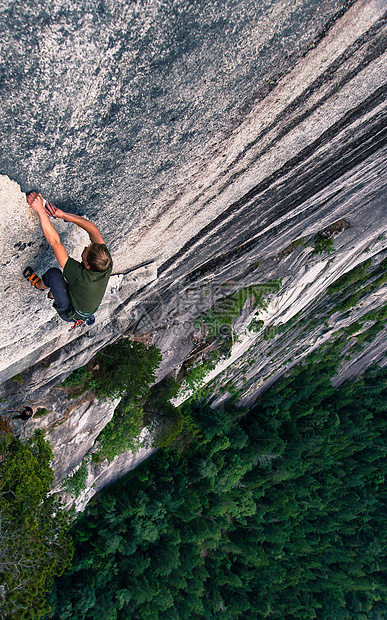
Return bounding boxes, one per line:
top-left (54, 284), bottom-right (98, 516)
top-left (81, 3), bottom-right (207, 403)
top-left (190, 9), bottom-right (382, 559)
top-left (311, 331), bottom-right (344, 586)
top-left (24, 191), bottom-right (112, 326)
top-left (12, 406), bottom-right (34, 421)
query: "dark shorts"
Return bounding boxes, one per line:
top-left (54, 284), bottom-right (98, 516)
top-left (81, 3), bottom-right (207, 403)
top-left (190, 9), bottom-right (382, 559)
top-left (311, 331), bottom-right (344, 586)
top-left (42, 268), bottom-right (73, 322)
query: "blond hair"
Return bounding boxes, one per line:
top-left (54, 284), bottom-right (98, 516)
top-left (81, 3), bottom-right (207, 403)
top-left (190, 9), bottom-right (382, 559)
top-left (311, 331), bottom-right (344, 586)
top-left (86, 244), bottom-right (111, 272)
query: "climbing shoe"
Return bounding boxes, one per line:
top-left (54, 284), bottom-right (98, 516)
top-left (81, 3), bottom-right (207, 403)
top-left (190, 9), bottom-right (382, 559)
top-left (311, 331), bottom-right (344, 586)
top-left (23, 266), bottom-right (42, 289)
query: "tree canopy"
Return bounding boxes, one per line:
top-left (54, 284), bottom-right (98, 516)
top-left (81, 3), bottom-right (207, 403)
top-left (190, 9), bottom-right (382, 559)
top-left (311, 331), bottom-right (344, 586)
top-left (0, 430), bottom-right (73, 620)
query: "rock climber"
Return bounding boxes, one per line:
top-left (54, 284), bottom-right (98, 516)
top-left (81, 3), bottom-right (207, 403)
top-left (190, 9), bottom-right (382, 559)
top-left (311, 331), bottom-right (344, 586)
top-left (12, 406), bottom-right (34, 421)
top-left (23, 191), bottom-right (112, 325)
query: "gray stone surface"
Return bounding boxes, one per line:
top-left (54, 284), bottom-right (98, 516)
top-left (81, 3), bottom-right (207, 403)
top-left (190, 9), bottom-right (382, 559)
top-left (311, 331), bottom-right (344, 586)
top-left (1, 0), bottom-right (350, 227)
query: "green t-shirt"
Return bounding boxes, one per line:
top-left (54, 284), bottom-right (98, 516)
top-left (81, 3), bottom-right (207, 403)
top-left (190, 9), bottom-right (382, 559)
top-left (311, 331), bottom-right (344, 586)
top-left (63, 251), bottom-right (113, 314)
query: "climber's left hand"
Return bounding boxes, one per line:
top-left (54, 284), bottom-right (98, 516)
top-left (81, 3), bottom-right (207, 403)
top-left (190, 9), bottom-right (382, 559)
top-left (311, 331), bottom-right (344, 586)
top-left (26, 191), bottom-right (45, 214)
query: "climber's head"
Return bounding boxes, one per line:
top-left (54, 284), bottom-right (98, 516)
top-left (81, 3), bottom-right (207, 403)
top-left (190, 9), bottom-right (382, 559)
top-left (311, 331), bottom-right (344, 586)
top-left (82, 243), bottom-right (111, 272)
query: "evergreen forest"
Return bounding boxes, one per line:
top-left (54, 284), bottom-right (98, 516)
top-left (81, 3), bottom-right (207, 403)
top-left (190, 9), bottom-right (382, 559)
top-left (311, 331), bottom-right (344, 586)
top-left (0, 431), bottom-right (73, 619)
top-left (45, 343), bottom-right (387, 620)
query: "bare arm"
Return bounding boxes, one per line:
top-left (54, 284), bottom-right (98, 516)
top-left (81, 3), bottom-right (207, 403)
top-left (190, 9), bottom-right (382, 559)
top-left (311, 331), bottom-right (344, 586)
top-left (45, 202), bottom-right (105, 244)
top-left (27, 193), bottom-right (68, 268)
top-left (62, 212), bottom-right (105, 244)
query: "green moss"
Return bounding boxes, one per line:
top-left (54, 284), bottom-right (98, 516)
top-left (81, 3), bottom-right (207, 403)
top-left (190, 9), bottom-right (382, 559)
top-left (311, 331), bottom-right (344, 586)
top-left (11, 372), bottom-right (24, 384)
top-left (312, 235), bottom-right (335, 256)
top-left (35, 407), bottom-right (50, 418)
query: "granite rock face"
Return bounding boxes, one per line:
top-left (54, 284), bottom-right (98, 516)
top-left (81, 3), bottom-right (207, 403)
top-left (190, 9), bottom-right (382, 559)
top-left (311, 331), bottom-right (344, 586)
top-left (0, 0), bottom-right (386, 507)
top-left (1, 0), bottom-right (352, 221)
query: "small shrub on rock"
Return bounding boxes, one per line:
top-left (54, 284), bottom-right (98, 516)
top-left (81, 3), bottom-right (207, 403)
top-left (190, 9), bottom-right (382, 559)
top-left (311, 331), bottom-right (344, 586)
top-left (62, 457), bottom-right (90, 498)
top-left (312, 234), bottom-right (335, 255)
top-left (62, 339), bottom-right (162, 401)
top-left (88, 339), bottom-right (162, 460)
top-left (92, 339), bottom-right (162, 400)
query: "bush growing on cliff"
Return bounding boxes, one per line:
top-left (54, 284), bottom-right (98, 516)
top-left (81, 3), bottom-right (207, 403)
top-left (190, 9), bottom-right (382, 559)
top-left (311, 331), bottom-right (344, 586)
top-left (143, 378), bottom-right (184, 448)
top-left (97, 400), bottom-right (145, 460)
top-left (62, 366), bottom-right (95, 396)
top-left (96, 367), bottom-right (184, 459)
top-left (62, 339), bottom-right (162, 401)
top-left (63, 339), bottom-right (186, 460)
top-left (248, 317), bottom-right (264, 332)
top-left (0, 430), bottom-right (73, 620)
top-left (93, 339), bottom-right (162, 400)
top-left (62, 456), bottom-right (91, 498)
top-left (89, 340), bottom-right (162, 459)
top-left (312, 234), bottom-right (335, 255)
top-left (327, 258), bottom-right (371, 295)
